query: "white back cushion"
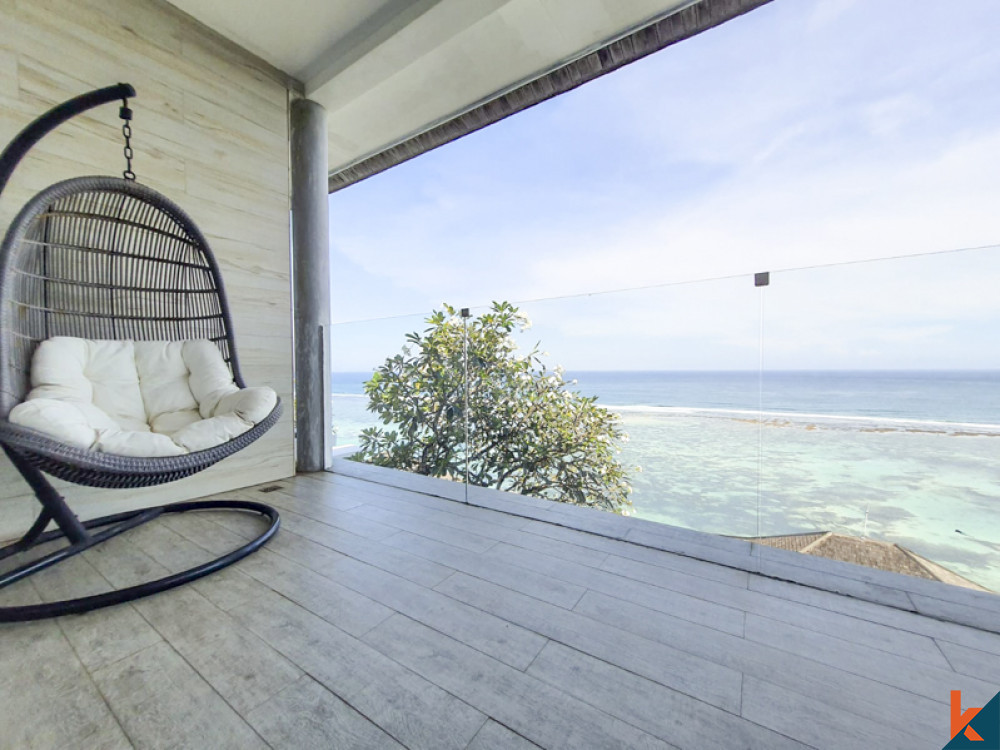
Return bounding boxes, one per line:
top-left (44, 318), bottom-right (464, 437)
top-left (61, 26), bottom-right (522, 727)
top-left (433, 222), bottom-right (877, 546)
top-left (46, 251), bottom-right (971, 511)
top-left (134, 341), bottom-right (200, 433)
top-left (183, 339), bottom-right (239, 417)
top-left (31, 338), bottom-right (148, 432)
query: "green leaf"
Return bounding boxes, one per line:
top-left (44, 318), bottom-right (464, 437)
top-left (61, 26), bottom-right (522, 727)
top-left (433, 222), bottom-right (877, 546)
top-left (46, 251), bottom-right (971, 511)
top-left (352, 302), bottom-right (631, 513)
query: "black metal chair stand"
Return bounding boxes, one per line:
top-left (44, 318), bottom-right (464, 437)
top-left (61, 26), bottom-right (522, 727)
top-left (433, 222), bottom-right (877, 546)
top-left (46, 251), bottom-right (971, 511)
top-left (0, 85), bottom-right (280, 623)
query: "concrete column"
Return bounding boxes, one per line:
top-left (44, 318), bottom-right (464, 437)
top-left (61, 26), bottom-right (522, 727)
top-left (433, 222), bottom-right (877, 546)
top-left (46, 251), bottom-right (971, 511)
top-left (290, 99), bottom-right (331, 472)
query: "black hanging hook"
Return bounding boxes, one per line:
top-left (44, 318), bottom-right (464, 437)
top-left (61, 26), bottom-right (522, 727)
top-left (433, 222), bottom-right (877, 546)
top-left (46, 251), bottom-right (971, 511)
top-left (0, 83), bottom-right (137, 199)
top-left (120, 94), bottom-right (135, 181)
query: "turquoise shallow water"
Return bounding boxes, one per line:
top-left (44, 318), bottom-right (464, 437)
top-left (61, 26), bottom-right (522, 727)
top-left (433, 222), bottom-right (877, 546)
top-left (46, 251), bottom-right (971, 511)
top-left (332, 370), bottom-right (1000, 591)
top-left (617, 410), bottom-right (1000, 591)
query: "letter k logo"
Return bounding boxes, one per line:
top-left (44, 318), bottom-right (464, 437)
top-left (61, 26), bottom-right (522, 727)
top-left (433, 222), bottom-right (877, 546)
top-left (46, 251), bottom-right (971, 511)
top-left (953, 691), bottom-right (984, 742)
top-left (945, 690), bottom-right (1000, 749)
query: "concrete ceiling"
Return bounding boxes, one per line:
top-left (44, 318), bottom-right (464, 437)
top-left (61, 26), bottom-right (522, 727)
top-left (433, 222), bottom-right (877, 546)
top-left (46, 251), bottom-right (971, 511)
top-left (165, 0), bottom-right (697, 176)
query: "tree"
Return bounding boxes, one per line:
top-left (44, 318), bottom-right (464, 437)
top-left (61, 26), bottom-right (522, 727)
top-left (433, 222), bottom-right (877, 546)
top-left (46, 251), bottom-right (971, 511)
top-left (354, 302), bottom-right (633, 514)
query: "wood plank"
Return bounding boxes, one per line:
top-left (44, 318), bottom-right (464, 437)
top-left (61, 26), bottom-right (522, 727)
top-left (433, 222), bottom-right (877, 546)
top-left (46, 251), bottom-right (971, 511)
top-left (434, 572), bottom-right (743, 713)
top-left (744, 614), bottom-right (1000, 702)
top-left (77, 511), bottom-right (262, 609)
top-left (191, 565), bottom-right (269, 613)
top-left (327, 458), bottom-right (465, 503)
top-left (483, 541), bottom-right (746, 636)
top-left (322, 474), bottom-right (531, 530)
top-left (571, 589), bottom-right (947, 741)
top-left (235, 503), bottom-right (456, 588)
top-left (527, 641), bottom-right (810, 750)
top-left (120, 517), bottom-right (221, 571)
top-left (261, 490), bottom-right (401, 541)
top-left (315, 473), bottom-right (534, 531)
top-left (363, 614), bottom-right (676, 750)
top-left (0, 495), bottom-right (36, 546)
top-left (600, 551), bottom-right (751, 596)
top-left (82, 533), bottom-right (172, 589)
top-left (184, 90), bottom-right (288, 156)
top-left (193, 502), bottom-right (277, 541)
top-left (185, 161), bottom-right (287, 219)
top-left (11, 103), bottom-right (187, 196)
top-left (133, 586), bottom-right (304, 714)
top-left (329, 463), bottom-right (760, 583)
top-left (627, 516), bottom-right (755, 553)
top-left (263, 526), bottom-right (547, 670)
top-left (519, 517), bottom-right (751, 586)
top-left (626, 527), bottom-right (757, 571)
top-left (6, 472), bottom-right (1000, 750)
top-left (247, 675), bottom-right (406, 750)
top-left (386, 530), bottom-right (587, 609)
top-left (935, 639), bottom-right (1000, 684)
top-left (745, 594), bottom-right (952, 669)
top-left (16, 0), bottom-right (286, 119)
top-left (0, 615), bottom-right (130, 750)
top-left (525, 503), bottom-right (636, 540)
top-left (92, 641), bottom-right (268, 749)
top-left (601, 553), bottom-right (951, 668)
top-left (49, 517), bottom-right (302, 717)
top-left (31, 553), bottom-right (163, 672)
top-left (348, 503), bottom-right (501, 553)
top-left (749, 574), bottom-right (1000, 655)
top-left (756, 544), bottom-right (1000, 614)
top-left (194, 202), bottom-right (290, 259)
top-left (464, 488), bottom-right (586, 522)
top-left (910, 591), bottom-right (1000, 635)
top-left (234, 547), bottom-right (395, 638)
top-left (741, 676), bottom-right (925, 750)
top-left (504, 525), bottom-right (612, 568)
top-left (158, 510), bottom-right (265, 557)
top-left (254, 476), bottom-right (368, 511)
top-left (229, 589), bottom-right (487, 750)
top-left (322, 473), bottom-right (600, 543)
top-left (757, 557), bottom-right (915, 611)
top-left (467, 721), bottom-right (542, 750)
top-left (0, 49), bottom-right (17, 98)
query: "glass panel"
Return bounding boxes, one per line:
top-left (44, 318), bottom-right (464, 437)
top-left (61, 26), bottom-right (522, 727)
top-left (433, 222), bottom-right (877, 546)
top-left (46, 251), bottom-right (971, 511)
top-left (330, 312), bottom-right (431, 446)
top-left (759, 249), bottom-right (1000, 593)
top-left (467, 276), bottom-right (763, 533)
top-left (331, 309), bottom-right (470, 491)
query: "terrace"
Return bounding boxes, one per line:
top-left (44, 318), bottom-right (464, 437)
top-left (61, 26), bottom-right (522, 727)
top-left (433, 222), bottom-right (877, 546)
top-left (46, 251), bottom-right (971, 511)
top-left (3, 464), bottom-right (999, 749)
top-left (1, 0), bottom-right (998, 748)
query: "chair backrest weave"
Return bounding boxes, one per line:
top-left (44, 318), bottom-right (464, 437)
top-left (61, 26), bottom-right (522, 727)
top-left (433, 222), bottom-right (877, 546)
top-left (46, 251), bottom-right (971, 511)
top-left (0, 176), bottom-right (243, 417)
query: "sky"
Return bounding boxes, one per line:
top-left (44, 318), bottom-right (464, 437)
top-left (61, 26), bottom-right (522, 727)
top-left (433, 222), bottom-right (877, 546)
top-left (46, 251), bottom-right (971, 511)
top-left (328, 0), bottom-right (1000, 372)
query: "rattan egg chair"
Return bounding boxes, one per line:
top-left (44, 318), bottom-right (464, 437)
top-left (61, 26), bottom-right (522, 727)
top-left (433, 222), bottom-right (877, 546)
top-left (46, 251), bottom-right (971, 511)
top-left (0, 84), bottom-right (281, 622)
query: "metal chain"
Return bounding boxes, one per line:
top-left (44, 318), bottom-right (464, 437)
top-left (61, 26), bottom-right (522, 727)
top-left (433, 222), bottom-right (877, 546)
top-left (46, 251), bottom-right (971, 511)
top-left (120, 100), bottom-right (135, 181)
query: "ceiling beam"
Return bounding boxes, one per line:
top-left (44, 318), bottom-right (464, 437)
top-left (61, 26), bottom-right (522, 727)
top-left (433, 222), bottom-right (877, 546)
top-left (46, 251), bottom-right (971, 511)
top-left (301, 0), bottom-right (447, 96)
top-left (328, 0), bottom-right (773, 194)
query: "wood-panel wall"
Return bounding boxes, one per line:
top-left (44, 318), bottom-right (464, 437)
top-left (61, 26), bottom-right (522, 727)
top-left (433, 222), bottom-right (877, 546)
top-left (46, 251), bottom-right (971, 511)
top-left (0, 0), bottom-right (295, 537)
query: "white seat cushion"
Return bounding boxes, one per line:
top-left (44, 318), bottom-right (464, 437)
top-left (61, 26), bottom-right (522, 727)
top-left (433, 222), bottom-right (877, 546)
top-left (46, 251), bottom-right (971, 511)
top-left (8, 337), bottom-right (277, 457)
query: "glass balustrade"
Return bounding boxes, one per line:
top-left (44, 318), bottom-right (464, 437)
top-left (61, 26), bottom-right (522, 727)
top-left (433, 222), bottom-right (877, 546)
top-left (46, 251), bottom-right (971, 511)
top-left (330, 309), bottom-right (469, 489)
top-left (329, 249), bottom-right (998, 596)
top-left (330, 311), bottom-right (434, 454)
top-left (463, 277), bottom-right (763, 535)
top-left (757, 248), bottom-right (1000, 593)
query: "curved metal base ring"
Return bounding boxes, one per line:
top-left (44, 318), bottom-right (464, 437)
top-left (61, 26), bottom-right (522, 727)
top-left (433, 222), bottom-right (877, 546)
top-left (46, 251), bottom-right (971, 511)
top-left (0, 499), bottom-right (279, 623)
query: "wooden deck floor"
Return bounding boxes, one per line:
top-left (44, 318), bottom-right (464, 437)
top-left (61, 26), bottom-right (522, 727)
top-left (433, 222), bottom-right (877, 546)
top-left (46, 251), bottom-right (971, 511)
top-left (2, 467), bottom-right (999, 749)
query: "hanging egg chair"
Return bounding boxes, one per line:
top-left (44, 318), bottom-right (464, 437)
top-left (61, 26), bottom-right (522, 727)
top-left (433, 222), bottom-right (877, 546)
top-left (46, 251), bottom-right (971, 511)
top-left (0, 84), bottom-right (281, 622)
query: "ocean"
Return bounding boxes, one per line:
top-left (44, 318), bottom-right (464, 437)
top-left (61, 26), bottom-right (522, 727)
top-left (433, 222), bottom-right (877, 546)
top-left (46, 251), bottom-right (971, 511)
top-left (331, 370), bottom-right (1000, 591)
